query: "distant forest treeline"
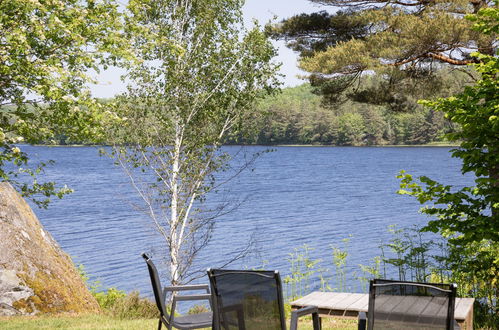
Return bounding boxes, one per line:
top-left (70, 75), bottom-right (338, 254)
top-left (232, 68), bottom-right (473, 146)
top-left (234, 84), bottom-right (449, 146)
top-left (46, 69), bottom-right (471, 146)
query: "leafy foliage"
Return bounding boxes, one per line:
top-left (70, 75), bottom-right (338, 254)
top-left (108, 0), bottom-right (279, 285)
top-left (79, 263), bottom-right (158, 319)
top-left (284, 244), bottom-right (321, 299)
top-left (397, 5), bottom-right (499, 325)
top-left (271, 0), bottom-right (495, 106)
top-left (239, 69), bottom-right (472, 146)
top-left (268, 10), bottom-right (368, 58)
top-left (0, 0), bottom-right (127, 206)
top-left (398, 42), bottom-right (498, 245)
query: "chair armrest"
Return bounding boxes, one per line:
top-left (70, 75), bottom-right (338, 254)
top-left (292, 305), bottom-right (318, 318)
top-left (173, 294), bottom-right (211, 302)
top-left (162, 285), bottom-right (210, 301)
top-left (290, 306), bottom-right (321, 330)
top-left (171, 294), bottom-right (212, 318)
top-left (163, 284), bottom-right (209, 292)
top-left (163, 284), bottom-right (211, 309)
top-left (358, 311), bottom-right (367, 330)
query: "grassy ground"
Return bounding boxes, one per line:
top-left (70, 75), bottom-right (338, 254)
top-left (0, 315), bottom-right (156, 329)
top-left (0, 314), bottom-right (358, 329)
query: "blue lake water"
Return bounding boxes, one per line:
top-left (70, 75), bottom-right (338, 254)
top-left (22, 145), bottom-right (472, 298)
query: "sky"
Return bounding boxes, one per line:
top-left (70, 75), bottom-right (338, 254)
top-left (89, 0), bottom-right (329, 98)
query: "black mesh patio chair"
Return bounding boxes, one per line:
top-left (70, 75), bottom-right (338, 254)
top-left (207, 269), bottom-right (321, 330)
top-left (358, 279), bottom-right (459, 330)
top-left (142, 253), bottom-right (212, 330)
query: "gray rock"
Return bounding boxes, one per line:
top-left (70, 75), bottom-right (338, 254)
top-left (0, 183), bottom-right (100, 315)
top-left (0, 270), bottom-right (33, 315)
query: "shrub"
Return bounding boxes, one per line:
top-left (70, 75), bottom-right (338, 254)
top-left (93, 287), bottom-right (127, 310)
top-left (107, 291), bottom-right (158, 320)
top-left (187, 304), bottom-right (210, 315)
top-left (78, 264), bottom-right (158, 319)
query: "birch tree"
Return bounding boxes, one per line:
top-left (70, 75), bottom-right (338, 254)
top-left (110, 0), bottom-right (279, 285)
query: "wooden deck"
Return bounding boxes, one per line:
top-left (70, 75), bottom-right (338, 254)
top-left (291, 292), bottom-right (474, 329)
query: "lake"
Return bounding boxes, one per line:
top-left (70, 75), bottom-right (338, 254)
top-left (23, 145), bottom-right (471, 297)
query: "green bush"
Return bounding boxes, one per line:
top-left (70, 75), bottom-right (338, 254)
top-left (78, 264), bottom-right (158, 319)
top-left (106, 291), bottom-right (159, 320)
top-left (92, 287), bottom-right (127, 310)
top-left (187, 304), bottom-right (210, 315)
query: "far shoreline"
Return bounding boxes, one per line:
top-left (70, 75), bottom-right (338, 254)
top-left (29, 142), bottom-right (459, 148)
top-left (271, 143), bottom-right (458, 148)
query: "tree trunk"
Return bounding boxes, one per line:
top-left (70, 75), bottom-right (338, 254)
top-left (170, 120), bottom-right (182, 286)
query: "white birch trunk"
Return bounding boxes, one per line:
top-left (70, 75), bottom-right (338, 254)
top-left (169, 120), bottom-right (182, 285)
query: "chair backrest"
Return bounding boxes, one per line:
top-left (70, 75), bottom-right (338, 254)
top-left (142, 253), bottom-right (168, 319)
top-left (368, 279), bottom-right (457, 330)
top-left (207, 269), bottom-right (287, 330)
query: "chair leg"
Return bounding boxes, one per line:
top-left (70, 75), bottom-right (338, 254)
top-left (358, 311), bottom-right (367, 330)
top-left (236, 308), bottom-right (246, 330)
top-left (290, 312), bottom-right (298, 330)
top-left (312, 313), bottom-right (321, 330)
top-left (157, 318), bottom-right (162, 330)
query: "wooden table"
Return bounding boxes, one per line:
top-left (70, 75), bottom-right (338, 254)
top-left (291, 292), bottom-right (474, 329)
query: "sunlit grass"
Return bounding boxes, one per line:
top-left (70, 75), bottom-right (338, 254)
top-left (0, 315), bottom-right (156, 330)
top-left (0, 314), bottom-right (357, 329)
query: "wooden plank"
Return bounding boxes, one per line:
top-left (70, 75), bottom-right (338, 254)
top-left (292, 292), bottom-right (368, 314)
top-left (324, 293), bottom-right (366, 316)
top-left (325, 292), bottom-right (348, 309)
top-left (291, 292), bottom-right (315, 305)
top-left (375, 295), bottom-right (414, 323)
top-left (454, 298), bottom-right (474, 320)
top-left (292, 292), bottom-right (337, 309)
top-left (374, 295), bottom-right (406, 317)
top-left (464, 302), bottom-right (473, 330)
top-left (315, 292), bottom-right (339, 307)
top-left (374, 296), bottom-right (447, 327)
top-left (291, 291), bottom-right (474, 327)
top-left (291, 292), bottom-right (321, 306)
top-left (417, 296), bottom-right (450, 326)
top-left (296, 292), bottom-right (319, 306)
top-left (399, 296), bottom-right (433, 324)
top-left (341, 293), bottom-right (366, 310)
top-left (307, 292), bottom-right (335, 308)
top-left (392, 296), bottom-right (420, 317)
top-left (375, 295), bottom-right (414, 322)
top-left (347, 294), bottom-right (369, 312)
top-left (323, 292), bottom-right (350, 309)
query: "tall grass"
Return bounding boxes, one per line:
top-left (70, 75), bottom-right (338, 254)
top-left (285, 225), bottom-right (497, 328)
top-left (78, 265), bottom-right (158, 319)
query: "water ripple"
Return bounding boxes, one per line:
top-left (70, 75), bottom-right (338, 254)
top-left (24, 146), bottom-right (472, 297)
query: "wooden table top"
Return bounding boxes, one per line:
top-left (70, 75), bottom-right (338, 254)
top-left (291, 291), bottom-right (474, 321)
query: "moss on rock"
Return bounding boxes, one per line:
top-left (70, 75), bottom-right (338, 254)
top-left (0, 183), bottom-right (100, 315)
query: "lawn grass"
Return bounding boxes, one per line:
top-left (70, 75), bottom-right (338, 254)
top-left (0, 314), bottom-right (358, 329)
top-left (0, 315), bottom-right (156, 330)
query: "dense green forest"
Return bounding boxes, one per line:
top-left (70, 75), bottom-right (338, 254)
top-left (233, 68), bottom-right (473, 146)
top-left (46, 67), bottom-right (473, 147)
